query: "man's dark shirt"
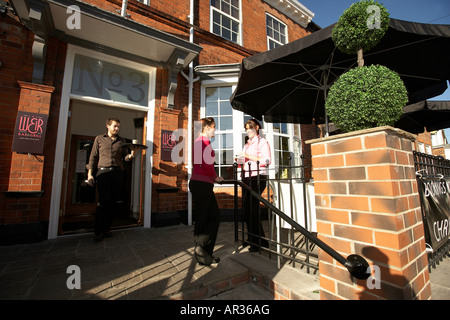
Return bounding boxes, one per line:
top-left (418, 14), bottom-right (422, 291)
top-left (88, 133), bottom-right (127, 171)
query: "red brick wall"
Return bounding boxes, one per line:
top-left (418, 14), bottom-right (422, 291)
top-left (0, 13), bottom-right (34, 224)
top-left (309, 127), bottom-right (430, 300)
top-left (1, 0), bottom-right (313, 226)
top-left (0, 10), bottom-right (68, 225)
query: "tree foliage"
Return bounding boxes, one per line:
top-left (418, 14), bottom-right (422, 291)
top-left (325, 65), bottom-right (408, 132)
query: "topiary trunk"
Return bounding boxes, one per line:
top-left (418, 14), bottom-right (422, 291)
top-left (357, 48), bottom-right (364, 67)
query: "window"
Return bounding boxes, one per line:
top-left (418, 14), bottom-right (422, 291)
top-left (136, 0), bottom-right (149, 4)
top-left (205, 86), bottom-right (235, 179)
top-left (266, 14), bottom-right (287, 50)
top-left (211, 0), bottom-right (241, 44)
top-left (199, 69), bottom-right (304, 183)
top-left (273, 122), bottom-right (291, 179)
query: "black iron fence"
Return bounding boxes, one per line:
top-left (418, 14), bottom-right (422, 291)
top-left (222, 157), bottom-right (371, 280)
top-left (413, 151), bottom-right (450, 269)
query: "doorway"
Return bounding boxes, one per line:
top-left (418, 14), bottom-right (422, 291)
top-left (58, 101), bottom-right (147, 235)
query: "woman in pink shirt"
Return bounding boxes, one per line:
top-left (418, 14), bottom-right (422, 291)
top-left (237, 119), bottom-right (272, 252)
top-left (189, 117), bottom-right (224, 266)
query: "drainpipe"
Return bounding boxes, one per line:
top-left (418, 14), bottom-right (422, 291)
top-left (120, 0), bottom-right (128, 17)
top-left (181, 0), bottom-right (200, 226)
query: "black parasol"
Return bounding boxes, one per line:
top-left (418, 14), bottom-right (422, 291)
top-left (230, 19), bottom-right (450, 133)
top-left (395, 100), bottom-right (450, 134)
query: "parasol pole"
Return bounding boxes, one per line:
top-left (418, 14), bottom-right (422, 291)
top-left (323, 88), bottom-right (329, 137)
top-left (322, 67), bottom-right (330, 137)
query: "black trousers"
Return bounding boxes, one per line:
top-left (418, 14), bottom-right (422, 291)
top-left (243, 175), bottom-right (268, 246)
top-left (95, 170), bottom-right (124, 235)
top-left (189, 180), bottom-right (220, 256)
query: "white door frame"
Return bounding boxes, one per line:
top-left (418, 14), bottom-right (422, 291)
top-left (48, 45), bottom-right (156, 239)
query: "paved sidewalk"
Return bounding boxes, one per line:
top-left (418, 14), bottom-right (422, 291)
top-left (429, 255), bottom-right (450, 300)
top-left (0, 221), bottom-right (448, 300)
top-left (0, 222), bottom-right (319, 300)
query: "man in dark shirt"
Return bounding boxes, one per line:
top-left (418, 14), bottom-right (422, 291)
top-left (87, 117), bottom-right (137, 242)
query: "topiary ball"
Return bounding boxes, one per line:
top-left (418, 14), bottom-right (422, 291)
top-left (332, 0), bottom-right (389, 55)
top-left (325, 65), bottom-right (408, 132)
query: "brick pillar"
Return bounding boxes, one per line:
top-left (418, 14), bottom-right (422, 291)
top-left (5, 81), bottom-right (54, 224)
top-left (308, 126), bottom-right (431, 300)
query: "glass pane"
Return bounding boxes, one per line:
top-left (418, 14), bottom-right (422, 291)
top-left (215, 151), bottom-right (219, 164)
top-left (219, 86), bottom-right (232, 99)
top-left (275, 151), bottom-right (282, 166)
top-left (206, 101), bottom-right (218, 116)
top-left (284, 151), bottom-right (291, 165)
top-left (222, 16), bottom-right (231, 29)
top-left (220, 116), bottom-right (233, 130)
top-left (72, 139), bottom-right (95, 204)
top-left (206, 87), bottom-right (219, 101)
top-left (231, 21), bottom-right (239, 33)
top-left (220, 150), bottom-right (232, 165)
top-left (269, 40), bottom-right (278, 50)
top-left (273, 20), bottom-right (279, 32)
top-left (220, 101), bottom-right (232, 115)
top-left (222, 2), bottom-right (230, 15)
top-left (274, 31), bottom-right (280, 42)
top-left (211, 135), bottom-right (218, 150)
top-left (213, 23), bottom-right (220, 35)
top-left (273, 123), bottom-right (281, 133)
top-left (273, 135), bottom-right (280, 150)
top-left (222, 133), bottom-right (233, 148)
top-left (226, 150), bottom-right (234, 164)
top-left (211, 0), bottom-right (220, 9)
top-left (281, 136), bottom-right (289, 150)
top-left (223, 28), bottom-right (231, 40)
top-left (280, 123), bottom-right (288, 134)
top-left (231, 7), bottom-right (239, 19)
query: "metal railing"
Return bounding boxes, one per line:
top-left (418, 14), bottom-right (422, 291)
top-left (221, 160), bottom-right (371, 280)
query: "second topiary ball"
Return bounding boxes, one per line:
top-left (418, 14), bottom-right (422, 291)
top-left (325, 65), bottom-right (408, 132)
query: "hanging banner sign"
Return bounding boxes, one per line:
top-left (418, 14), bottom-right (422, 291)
top-left (12, 111), bottom-right (48, 155)
top-left (417, 177), bottom-right (450, 251)
top-left (161, 130), bottom-right (175, 161)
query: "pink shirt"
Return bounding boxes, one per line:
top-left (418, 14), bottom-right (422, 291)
top-left (191, 135), bottom-right (218, 184)
top-left (239, 135), bottom-right (271, 177)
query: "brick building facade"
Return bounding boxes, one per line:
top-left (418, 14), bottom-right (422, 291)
top-left (1, 0), bottom-right (319, 242)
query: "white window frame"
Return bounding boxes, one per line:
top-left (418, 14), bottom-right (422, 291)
top-left (201, 79), bottom-right (241, 184)
top-left (266, 13), bottom-right (288, 50)
top-left (210, 0), bottom-right (243, 45)
top-left (136, 0), bottom-right (150, 5)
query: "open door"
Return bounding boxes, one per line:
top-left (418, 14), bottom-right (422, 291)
top-left (60, 134), bottom-right (139, 234)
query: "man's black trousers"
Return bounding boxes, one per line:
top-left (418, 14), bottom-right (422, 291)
top-left (95, 170), bottom-right (124, 235)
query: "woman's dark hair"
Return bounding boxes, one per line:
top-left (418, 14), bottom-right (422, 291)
top-left (201, 117), bottom-right (216, 133)
top-left (245, 118), bottom-right (261, 135)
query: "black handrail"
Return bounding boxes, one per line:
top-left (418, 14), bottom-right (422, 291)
top-left (221, 175), bottom-right (371, 280)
